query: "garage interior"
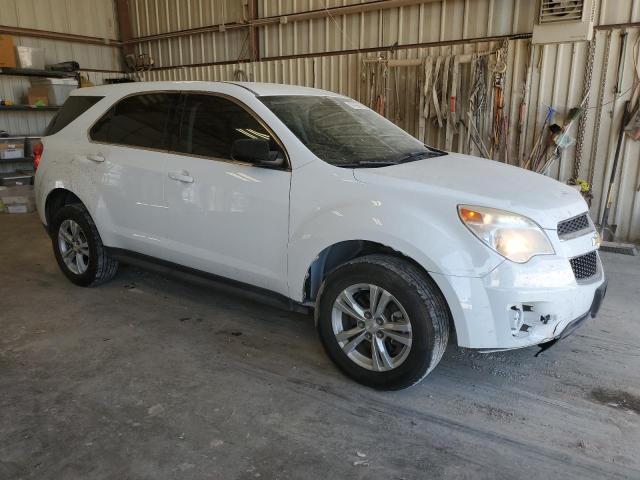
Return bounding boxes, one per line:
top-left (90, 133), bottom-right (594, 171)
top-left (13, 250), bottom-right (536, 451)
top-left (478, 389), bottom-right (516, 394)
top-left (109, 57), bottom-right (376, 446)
top-left (1, 0), bottom-right (640, 478)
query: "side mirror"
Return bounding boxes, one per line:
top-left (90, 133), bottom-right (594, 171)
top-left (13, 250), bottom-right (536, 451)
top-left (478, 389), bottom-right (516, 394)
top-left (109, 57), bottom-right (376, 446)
top-left (231, 139), bottom-right (284, 167)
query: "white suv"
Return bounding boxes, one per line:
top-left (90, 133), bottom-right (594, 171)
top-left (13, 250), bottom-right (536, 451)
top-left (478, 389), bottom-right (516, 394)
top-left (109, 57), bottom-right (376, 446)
top-left (35, 81), bottom-right (606, 390)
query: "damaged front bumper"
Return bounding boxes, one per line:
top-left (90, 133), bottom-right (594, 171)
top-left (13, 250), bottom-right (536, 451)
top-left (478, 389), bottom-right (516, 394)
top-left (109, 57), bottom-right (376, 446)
top-left (431, 250), bottom-right (607, 351)
top-left (534, 278), bottom-right (607, 355)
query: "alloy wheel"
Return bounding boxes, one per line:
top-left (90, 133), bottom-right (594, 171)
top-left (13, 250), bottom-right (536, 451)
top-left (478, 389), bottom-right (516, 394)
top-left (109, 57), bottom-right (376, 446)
top-left (331, 283), bottom-right (412, 371)
top-left (58, 219), bottom-right (90, 275)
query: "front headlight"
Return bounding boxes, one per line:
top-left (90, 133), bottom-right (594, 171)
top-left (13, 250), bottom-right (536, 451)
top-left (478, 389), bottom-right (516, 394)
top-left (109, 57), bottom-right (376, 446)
top-left (458, 205), bottom-right (554, 263)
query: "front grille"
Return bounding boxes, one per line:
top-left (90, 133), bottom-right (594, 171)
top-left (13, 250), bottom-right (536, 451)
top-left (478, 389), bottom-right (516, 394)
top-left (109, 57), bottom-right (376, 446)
top-left (558, 213), bottom-right (590, 238)
top-left (570, 251), bottom-right (598, 280)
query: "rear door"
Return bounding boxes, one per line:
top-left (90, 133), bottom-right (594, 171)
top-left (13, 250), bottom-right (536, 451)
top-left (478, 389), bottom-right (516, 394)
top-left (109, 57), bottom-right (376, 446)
top-left (88, 92), bottom-right (180, 257)
top-left (162, 92), bottom-right (291, 295)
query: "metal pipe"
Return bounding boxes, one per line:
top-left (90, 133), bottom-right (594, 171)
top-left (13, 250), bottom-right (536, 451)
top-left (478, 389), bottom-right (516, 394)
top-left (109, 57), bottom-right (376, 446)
top-left (0, 25), bottom-right (120, 46)
top-left (150, 32), bottom-right (532, 72)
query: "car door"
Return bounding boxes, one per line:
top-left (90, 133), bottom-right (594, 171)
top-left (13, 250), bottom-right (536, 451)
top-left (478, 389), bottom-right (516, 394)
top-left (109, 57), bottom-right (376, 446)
top-left (88, 92), bottom-right (180, 258)
top-left (162, 92), bottom-right (292, 295)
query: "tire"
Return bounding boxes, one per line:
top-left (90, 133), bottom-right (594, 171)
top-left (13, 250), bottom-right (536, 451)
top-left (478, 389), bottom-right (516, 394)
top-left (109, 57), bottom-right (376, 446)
top-left (50, 204), bottom-right (118, 287)
top-left (316, 254), bottom-right (450, 390)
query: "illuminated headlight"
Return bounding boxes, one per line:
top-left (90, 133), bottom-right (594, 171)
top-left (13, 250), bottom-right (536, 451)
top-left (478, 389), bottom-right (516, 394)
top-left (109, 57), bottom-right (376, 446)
top-left (458, 205), bottom-right (555, 263)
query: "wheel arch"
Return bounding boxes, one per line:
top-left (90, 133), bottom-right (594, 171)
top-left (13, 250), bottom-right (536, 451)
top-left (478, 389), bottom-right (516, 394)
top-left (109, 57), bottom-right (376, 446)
top-left (44, 188), bottom-right (85, 233)
top-left (303, 240), bottom-right (454, 336)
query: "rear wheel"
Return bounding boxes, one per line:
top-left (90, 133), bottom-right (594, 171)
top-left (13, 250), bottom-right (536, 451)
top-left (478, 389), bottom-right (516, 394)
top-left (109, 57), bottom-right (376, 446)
top-left (51, 204), bottom-right (118, 287)
top-left (316, 254), bottom-right (449, 390)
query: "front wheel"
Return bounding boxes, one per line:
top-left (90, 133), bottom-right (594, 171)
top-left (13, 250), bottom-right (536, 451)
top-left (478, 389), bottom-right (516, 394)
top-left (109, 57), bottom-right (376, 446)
top-left (316, 254), bottom-right (450, 390)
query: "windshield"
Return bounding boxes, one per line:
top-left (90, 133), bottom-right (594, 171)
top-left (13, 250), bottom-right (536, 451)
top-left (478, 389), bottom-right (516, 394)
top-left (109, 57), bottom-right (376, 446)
top-left (259, 95), bottom-right (446, 167)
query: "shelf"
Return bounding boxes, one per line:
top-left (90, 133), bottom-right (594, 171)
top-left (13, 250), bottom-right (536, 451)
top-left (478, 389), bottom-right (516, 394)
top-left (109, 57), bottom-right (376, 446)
top-left (0, 67), bottom-right (76, 79)
top-left (0, 105), bottom-right (60, 111)
top-left (0, 135), bottom-right (41, 140)
top-left (0, 157), bottom-right (34, 163)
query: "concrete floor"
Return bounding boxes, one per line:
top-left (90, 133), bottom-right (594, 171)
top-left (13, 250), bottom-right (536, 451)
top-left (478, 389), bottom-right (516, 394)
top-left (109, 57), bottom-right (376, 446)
top-left (1, 213), bottom-right (639, 480)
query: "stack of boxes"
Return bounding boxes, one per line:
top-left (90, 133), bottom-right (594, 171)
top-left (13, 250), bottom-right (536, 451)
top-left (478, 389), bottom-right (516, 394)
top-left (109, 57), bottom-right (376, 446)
top-left (0, 186), bottom-right (36, 214)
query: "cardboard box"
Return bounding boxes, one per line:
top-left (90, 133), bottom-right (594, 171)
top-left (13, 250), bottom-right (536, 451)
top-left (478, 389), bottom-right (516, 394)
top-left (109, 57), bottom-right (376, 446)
top-left (0, 35), bottom-right (17, 68)
top-left (26, 86), bottom-right (49, 106)
top-left (0, 185), bottom-right (36, 213)
top-left (0, 143), bottom-right (25, 159)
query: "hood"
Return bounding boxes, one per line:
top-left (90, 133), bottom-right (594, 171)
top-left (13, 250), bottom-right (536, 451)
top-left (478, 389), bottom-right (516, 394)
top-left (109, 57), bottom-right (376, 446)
top-left (352, 153), bottom-right (588, 229)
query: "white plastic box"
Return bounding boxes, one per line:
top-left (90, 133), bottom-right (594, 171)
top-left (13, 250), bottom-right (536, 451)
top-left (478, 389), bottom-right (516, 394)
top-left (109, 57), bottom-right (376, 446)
top-left (29, 77), bottom-right (77, 106)
top-left (16, 46), bottom-right (46, 70)
top-left (0, 139), bottom-right (25, 159)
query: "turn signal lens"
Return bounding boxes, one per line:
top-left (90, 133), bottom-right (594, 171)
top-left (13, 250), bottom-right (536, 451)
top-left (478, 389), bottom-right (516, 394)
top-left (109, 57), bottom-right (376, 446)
top-left (458, 205), bottom-right (555, 263)
top-left (459, 208), bottom-right (483, 223)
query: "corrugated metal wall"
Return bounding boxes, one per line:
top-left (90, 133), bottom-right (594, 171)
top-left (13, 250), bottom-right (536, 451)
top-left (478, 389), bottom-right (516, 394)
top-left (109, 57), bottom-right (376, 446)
top-left (0, 0), bottom-right (123, 136)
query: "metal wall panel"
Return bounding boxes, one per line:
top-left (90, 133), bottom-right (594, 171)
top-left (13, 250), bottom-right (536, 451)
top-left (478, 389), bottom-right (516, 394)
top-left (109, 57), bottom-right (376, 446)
top-left (127, 1), bottom-right (640, 67)
top-left (0, 0), bottom-right (118, 39)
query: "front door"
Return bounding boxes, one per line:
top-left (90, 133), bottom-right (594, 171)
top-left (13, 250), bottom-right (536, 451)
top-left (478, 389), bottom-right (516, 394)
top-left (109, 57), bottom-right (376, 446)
top-left (163, 93), bottom-right (291, 295)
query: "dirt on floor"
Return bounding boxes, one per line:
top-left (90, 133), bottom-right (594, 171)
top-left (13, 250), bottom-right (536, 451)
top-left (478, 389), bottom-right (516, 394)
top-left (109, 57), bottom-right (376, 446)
top-left (1, 213), bottom-right (639, 480)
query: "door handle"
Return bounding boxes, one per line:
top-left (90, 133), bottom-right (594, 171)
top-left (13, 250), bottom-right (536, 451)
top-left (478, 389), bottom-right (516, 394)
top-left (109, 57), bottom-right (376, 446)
top-left (86, 153), bottom-right (105, 163)
top-left (168, 171), bottom-right (194, 183)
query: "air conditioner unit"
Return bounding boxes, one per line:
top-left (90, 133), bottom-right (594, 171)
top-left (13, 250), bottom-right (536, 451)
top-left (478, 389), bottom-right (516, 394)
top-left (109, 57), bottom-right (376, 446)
top-left (532, 0), bottom-right (595, 44)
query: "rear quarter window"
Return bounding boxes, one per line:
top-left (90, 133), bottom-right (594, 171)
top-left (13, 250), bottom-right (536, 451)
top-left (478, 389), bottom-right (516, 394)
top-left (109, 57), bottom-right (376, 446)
top-left (89, 93), bottom-right (180, 149)
top-left (44, 96), bottom-right (104, 136)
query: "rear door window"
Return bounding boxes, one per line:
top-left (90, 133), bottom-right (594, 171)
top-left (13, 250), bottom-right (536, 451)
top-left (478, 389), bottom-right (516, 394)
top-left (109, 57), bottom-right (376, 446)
top-left (174, 94), bottom-right (279, 160)
top-left (90, 93), bottom-right (180, 149)
top-left (44, 96), bottom-right (104, 136)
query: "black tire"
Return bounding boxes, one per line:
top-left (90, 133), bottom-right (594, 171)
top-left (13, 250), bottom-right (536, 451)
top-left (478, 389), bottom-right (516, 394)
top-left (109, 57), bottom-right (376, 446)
top-left (316, 254), bottom-right (450, 390)
top-left (51, 204), bottom-right (118, 287)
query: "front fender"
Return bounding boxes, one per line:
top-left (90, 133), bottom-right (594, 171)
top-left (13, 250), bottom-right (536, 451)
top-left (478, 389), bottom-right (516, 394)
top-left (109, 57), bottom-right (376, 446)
top-left (287, 162), bottom-right (503, 302)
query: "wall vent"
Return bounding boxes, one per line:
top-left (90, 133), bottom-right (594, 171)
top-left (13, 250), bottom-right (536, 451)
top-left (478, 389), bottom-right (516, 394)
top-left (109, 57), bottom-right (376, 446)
top-left (533, 0), bottom-right (594, 44)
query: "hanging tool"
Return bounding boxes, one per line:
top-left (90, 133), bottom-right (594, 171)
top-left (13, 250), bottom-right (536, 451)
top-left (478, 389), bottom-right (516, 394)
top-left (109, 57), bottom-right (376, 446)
top-left (600, 101), bottom-right (632, 240)
top-left (464, 112), bottom-right (491, 159)
top-left (419, 56), bottom-right (433, 142)
top-left (490, 41), bottom-right (508, 161)
top-left (516, 43), bottom-right (533, 167)
top-left (431, 56), bottom-right (444, 128)
top-left (524, 104), bottom-right (556, 170)
top-left (537, 96), bottom-right (588, 174)
top-left (614, 31), bottom-right (629, 95)
top-left (446, 56), bottom-right (460, 151)
top-left (468, 55), bottom-right (488, 156)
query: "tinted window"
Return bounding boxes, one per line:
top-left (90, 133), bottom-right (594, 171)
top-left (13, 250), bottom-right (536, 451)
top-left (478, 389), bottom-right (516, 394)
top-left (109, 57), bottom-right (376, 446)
top-left (44, 96), bottom-right (103, 136)
top-left (175, 94), bottom-right (278, 160)
top-left (90, 93), bottom-right (179, 149)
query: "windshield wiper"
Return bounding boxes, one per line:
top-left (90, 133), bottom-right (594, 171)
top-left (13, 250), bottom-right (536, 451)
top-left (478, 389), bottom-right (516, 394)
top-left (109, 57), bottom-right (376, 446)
top-left (393, 149), bottom-right (445, 164)
top-left (338, 160), bottom-right (400, 168)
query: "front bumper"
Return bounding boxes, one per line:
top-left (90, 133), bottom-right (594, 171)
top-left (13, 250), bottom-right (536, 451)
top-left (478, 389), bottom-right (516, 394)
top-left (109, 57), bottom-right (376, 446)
top-left (555, 278), bottom-right (606, 340)
top-left (431, 250), bottom-right (606, 350)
